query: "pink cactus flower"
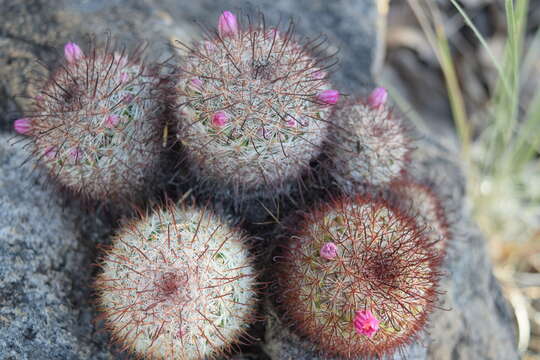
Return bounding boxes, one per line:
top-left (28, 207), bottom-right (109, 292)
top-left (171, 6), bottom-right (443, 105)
top-left (353, 310), bottom-right (380, 337)
top-left (190, 78), bottom-right (203, 91)
top-left (211, 111), bottom-right (229, 128)
top-left (285, 116), bottom-right (297, 128)
top-left (320, 242), bottom-right (338, 260)
top-left (14, 118), bottom-right (31, 135)
top-left (367, 87), bottom-right (388, 109)
top-left (218, 11), bottom-right (239, 37)
top-left (104, 114), bottom-right (120, 128)
top-left (35, 94), bottom-right (44, 102)
top-left (64, 42), bottom-right (84, 63)
top-left (316, 89), bottom-right (339, 105)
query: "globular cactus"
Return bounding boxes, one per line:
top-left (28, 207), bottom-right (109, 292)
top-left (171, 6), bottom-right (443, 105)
top-left (276, 195), bottom-right (443, 359)
top-left (327, 87), bottom-right (411, 190)
top-left (14, 38), bottom-right (166, 203)
top-left (173, 11), bottom-right (339, 195)
top-left (95, 203), bottom-right (258, 360)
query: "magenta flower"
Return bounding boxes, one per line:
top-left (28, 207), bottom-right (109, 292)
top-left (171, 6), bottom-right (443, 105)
top-left (14, 118), bottom-right (31, 135)
top-left (104, 114), bottom-right (120, 128)
top-left (316, 89), bottom-right (339, 105)
top-left (64, 42), bottom-right (84, 63)
top-left (353, 310), bottom-right (380, 337)
top-left (211, 111), bottom-right (229, 128)
top-left (367, 87), bottom-right (388, 109)
top-left (218, 11), bottom-right (239, 37)
top-left (320, 242), bottom-right (338, 260)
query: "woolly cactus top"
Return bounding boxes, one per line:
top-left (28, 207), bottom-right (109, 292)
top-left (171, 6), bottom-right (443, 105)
top-left (20, 41), bottom-right (164, 201)
top-left (175, 11), bottom-right (339, 191)
top-left (328, 94), bottom-right (410, 188)
top-left (95, 204), bottom-right (257, 360)
top-left (278, 196), bottom-right (443, 359)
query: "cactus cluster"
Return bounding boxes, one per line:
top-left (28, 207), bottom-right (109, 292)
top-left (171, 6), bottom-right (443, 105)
top-left (11, 9), bottom-right (451, 360)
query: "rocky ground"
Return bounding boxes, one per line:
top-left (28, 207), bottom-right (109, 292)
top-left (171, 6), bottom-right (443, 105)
top-left (0, 0), bottom-right (520, 359)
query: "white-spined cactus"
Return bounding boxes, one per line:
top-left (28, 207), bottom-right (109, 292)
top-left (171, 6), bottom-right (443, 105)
top-left (173, 11), bottom-right (339, 194)
top-left (95, 203), bottom-right (258, 360)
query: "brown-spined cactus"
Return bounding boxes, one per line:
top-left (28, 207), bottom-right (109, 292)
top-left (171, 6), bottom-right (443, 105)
top-left (95, 202), bottom-right (258, 360)
top-left (276, 194), bottom-right (443, 359)
top-left (327, 87), bottom-right (411, 190)
top-left (173, 11), bottom-right (340, 196)
top-left (13, 38), bottom-right (166, 204)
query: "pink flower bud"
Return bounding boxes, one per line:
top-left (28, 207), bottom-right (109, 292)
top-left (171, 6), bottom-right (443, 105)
top-left (35, 94), bottom-right (44, 102)
top-left (367, 87), bottom-right (388, 109)
top-left (44, 146), bottom-right (57, 159)
top-left (320, 242), bottom-right (338, 260)
top-left (353, 310), bottom-right (380, 337)
top-left (104, 114), bottom-right (120, 128)
top-left (119, 72), bottom-right (129, 83)
top-left (189, 78), bottom-right (203, 91)
top-left (211, 111), bottom-right (229, 128)
top-left (14, 118), bottom-right (31, 135)
top-left (316, 89), bottom-right (339, 105)
top-left (218, 11), bottom-right (239, 37)
top-left (64, 42), bottom-right (84, 63)
top-left (311, 70), bottom-right (326, 80)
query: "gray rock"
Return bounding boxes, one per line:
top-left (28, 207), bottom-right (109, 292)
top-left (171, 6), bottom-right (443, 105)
top-left (0, 0), bottom-right (518, 359)
top-left (0, 135), bottom-right (116, 360)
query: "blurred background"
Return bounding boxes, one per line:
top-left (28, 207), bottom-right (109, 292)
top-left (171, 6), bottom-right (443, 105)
top-left (383, 0), bottom-right (539, 358)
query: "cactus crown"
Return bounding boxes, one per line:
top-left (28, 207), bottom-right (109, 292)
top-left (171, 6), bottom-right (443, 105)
top-left (174, 11), bottom-right (339, 191)
top-left (25, 38), bottom-right (164, 201)
top-left (278, 195), bottom-right (443, 359)
top-left (95, 203), bottom-right (258, 360)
